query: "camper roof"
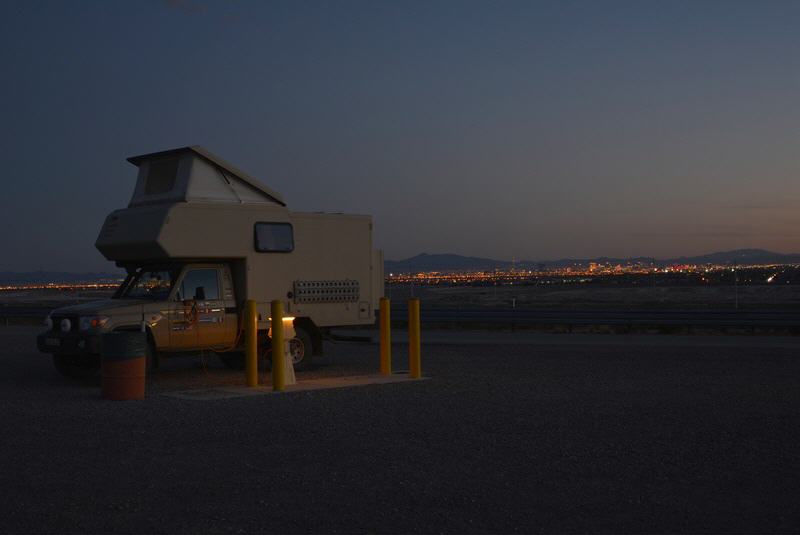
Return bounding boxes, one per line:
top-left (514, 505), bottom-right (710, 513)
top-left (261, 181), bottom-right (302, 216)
top-left (127, 146), bottom-right (285, 206)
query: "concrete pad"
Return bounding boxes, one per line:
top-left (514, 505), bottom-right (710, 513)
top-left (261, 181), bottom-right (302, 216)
top-left (332, 328), bottom-right (800, 348)
top-left (162, 373), bottom-right (427, 400)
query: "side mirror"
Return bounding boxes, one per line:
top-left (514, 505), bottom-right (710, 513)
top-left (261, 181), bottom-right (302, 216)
top-left (194, 286), bottom-right (206, 300)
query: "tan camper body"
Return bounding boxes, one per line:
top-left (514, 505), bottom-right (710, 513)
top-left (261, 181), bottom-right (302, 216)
top-left (96, 201), bottom-right (382, 329)
top-left (37, 146), bottom-right (383, 373)
top-left (96, 146), bottom-right (383, 328)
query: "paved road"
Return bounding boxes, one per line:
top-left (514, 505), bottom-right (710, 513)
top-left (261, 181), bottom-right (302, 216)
top-left (335, 328), bottom-right (800, 348)
top-left (1, 326), bottom-right (799, 533)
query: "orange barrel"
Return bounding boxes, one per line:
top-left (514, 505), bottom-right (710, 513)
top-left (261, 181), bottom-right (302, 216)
top-left (101, 332), bottom-right (147, 400)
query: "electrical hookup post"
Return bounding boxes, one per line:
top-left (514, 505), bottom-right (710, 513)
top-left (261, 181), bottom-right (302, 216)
top-left (244, 299), bottom-right (297, 390)
top-left (270, 300), bottom-right (296, 391)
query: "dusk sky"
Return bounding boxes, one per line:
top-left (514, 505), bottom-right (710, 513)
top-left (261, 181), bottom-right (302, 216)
top-left (2, 1), bottom-right (800, 272)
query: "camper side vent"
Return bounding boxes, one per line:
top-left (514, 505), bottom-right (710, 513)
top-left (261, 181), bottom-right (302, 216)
top-left (293, 280), bottom-right (359, 304)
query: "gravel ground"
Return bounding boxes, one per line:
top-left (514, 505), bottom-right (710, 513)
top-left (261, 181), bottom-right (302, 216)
top-left (1, 326), bottom-right (799, 534)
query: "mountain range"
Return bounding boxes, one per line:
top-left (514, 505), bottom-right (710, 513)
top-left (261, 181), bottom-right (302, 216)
top-left (384, 249), bottom-right (800, 273)
top-left (2, 249), bottom-right (799, 284)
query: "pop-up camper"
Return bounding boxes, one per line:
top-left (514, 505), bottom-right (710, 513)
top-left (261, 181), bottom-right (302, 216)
top-left (38, 146), bottom-right (384, 377)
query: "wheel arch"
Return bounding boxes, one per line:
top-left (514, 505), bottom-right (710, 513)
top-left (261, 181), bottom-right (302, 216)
top-left (111, 324), bottom-right (159, 370)
top-left (293, 317), bottom-right (322, 356)
top-left (112, 324), bottom-right (156, 348)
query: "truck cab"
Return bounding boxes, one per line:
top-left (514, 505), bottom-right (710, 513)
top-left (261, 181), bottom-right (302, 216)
top-left (116, 263), bottom-right (239, 350)
top-left (38, 262), bottom-right (308, 377)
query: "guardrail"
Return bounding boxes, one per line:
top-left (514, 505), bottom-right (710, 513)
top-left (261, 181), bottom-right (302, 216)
top-left (390, 306), bottom-right (800, 330)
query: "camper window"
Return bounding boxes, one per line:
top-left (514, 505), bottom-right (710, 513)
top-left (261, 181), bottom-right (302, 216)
top-left (254, 222), bottom-right (294, 252)
top-left (145, 158), bottom-right (179, 195)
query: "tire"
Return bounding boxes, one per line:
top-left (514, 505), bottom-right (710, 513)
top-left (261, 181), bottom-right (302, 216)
top-left (111, 330), bottom-right (158, 375)
top-left (288, 325), bottom-right (314, 371)
top-left (52, 354), bottom-right (100, 383)
top-left (54, 334), bottom-right (156, 382)
top-left (145, 339), bottom-right (158, 375)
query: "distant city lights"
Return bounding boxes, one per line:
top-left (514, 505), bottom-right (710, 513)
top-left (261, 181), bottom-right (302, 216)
top-left (386, 262), bottom-right (798, 286)
top-left (0, 263), bottom-right (796, 293)
top-left (0, 281), bottom-right (122, 292)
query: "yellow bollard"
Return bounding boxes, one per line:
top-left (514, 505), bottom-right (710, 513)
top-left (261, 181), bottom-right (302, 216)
top-left (380, 297), bottom-right (391, 375)
top-left (271, 300), bottom-right (285, 392)
top-left (408, 298), bottom-right (421, 378)
top-left (245, 299), bottom-right (258, 387)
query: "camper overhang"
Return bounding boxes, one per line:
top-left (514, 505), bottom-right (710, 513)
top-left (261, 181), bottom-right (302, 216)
top-left (96, 202), bottom-right (291, 263)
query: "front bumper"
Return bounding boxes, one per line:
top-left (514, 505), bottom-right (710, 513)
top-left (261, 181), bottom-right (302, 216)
top-left (37, 331), bottom-right (102, 356)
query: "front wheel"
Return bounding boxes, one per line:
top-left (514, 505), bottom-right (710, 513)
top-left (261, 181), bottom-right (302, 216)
top-left (53, 337), bottom-right (157, 381)
top-left (144, 340), bottom-right (158, 375)
top-left (52, 354), bottom-right (100, 382)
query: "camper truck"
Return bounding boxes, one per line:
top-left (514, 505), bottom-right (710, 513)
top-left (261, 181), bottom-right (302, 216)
top-left (37, 146), bottom-right (384, 377)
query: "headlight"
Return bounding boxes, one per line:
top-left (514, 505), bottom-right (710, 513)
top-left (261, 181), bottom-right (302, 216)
top-left (60, 318), bottom-right (72, 332)
top-left (44, 316), bottom-right (53, 330)
top-left (79, 316), bottom-right (109, 332)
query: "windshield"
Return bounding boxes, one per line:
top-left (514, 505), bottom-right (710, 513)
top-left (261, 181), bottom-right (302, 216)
top-left (114, 268), bottom-right (176, 300)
